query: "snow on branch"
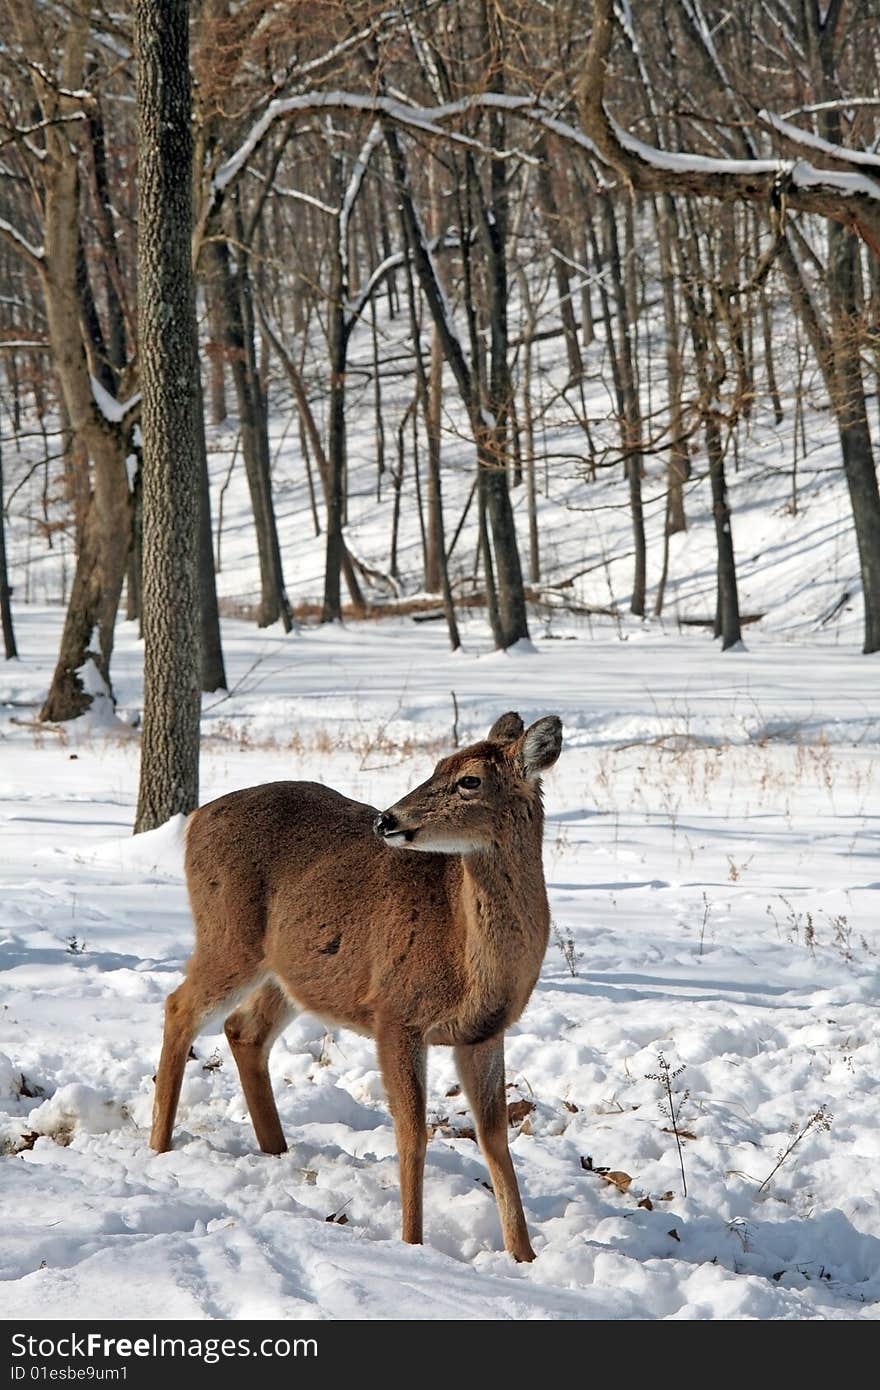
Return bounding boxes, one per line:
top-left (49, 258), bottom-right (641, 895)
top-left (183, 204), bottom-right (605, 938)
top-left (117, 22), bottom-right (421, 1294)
top-left (339, 122), bottom-right (383, 280)
top-left (613, 118), bottom-right (879, 196)
top-left (758, 109), bottom-right (880, 173)
top-left (0, 216), bottom-right (45, 267)
top-left (89, 375), bottom-right (141, 426)
top-left (782, 97), bottom-right (880, 119)
top-left (213, 91), bottom-right (596, 200)
top-left (0, 339), bottom-right (50, 352)
top-left (345, 250), bottom-right (406, 324)
top-left (248, 174), bottom-right (338, 218)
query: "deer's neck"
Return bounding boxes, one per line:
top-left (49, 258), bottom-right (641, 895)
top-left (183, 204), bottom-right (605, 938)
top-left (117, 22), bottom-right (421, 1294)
top-left (453, 794), bottom-right (549, 1020)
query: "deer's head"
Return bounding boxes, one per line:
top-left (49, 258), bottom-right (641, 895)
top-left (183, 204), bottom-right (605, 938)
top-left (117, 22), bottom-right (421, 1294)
top-left (374, 711), bottom-right (562, 855)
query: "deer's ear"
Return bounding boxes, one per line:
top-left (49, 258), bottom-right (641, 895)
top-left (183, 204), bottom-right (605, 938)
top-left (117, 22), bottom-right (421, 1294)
top-left (517, 716), bottom-right (563, 781)
top-left (487, 711), bottom-right (525, 746)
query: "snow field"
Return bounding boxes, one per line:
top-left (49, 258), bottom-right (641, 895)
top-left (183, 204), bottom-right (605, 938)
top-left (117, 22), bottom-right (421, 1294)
top-left (2, 609), bottom-right (879, 1319)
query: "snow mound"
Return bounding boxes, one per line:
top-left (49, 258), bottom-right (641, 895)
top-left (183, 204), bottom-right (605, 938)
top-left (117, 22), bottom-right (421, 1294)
top-left (76, 813), bottom-right (188, 878)
top-left (27, 1083), bottom-right (130, 1142)
top-left (69, 656), bottom-right (138, 740)
top-left (0, 1052), bottom-right (21, 1099)
top-left (484, 637), bottom-right (538, 660)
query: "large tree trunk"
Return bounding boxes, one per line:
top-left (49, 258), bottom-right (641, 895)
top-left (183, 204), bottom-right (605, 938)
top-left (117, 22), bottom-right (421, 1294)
top-left (827, 228), bottom-right (880, 654)
top-left (478, 19), bottom-right (529, 649)
top-left (41, 429), bottom-right (131, 720)
top-left (806, 9), bottom-right (880, 654)
top-left (134, 0), bottom-right (201, 832)
top-left (35, 20), bottom-right (133, 722)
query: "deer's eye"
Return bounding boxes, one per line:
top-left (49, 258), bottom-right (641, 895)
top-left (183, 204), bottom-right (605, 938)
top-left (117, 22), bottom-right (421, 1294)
top-left (458, 775), bottom-right (482, 791)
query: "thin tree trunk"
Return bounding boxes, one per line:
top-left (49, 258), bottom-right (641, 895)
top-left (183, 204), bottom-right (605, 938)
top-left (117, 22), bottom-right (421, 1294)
top-left (257, 301), bottom-right (364, 611)
top-left (705, 414), bottom-right (741, 649)
top-left (134, 0), bottom-right (201, 831)
top-left (370, 296), bottom-right (386, 502)
top-left (603, 196), bottom-right (646, 616)
top-left (536, 140), bottom-right (583, 383)
top-left (478, 471), bottom-right (504, 648)
top-left (125, 455), bottom-right (142, 624)
top-left (0, 433), bottom-right (17, 658)
top-left (680, 228), bottom-right (742, 651)
top-left (390, 403), bottom-right (411, 580)
top-left (195, 370), bottom-right (227, 692)
top-left (760, 290), bottom-right (784, 425)
top-left (323, 239), bottom-right (347, 623)
top-left (205, 272), bottom-right (228, 425)
top-left (203, 232), bottom-right (291, 631)
top-left (515, 266), bottom-right (540, 584)
top-left (85, 92), bottom-right (128, 384)
top-left (657, 195), bottom-right (689, 535)
top-left (423, 162), bottom-right (445, 595)
top-left (378, 89), bottom-right (528, 649)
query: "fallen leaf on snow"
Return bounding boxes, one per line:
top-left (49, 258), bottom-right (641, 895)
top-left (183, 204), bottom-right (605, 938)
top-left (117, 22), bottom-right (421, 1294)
top-left (507, 1099), bottom-right (535, 1124)
top-left (601, 1171), bottom-right (633, 1192)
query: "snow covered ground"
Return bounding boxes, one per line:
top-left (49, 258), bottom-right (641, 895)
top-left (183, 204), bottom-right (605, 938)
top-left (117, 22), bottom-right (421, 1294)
top-left (2, 605), bottom-right (879, 1320)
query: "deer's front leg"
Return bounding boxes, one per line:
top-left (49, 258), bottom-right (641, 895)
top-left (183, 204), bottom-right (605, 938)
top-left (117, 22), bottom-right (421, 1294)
top-left (455, 1035), bottom-right (535, 1262)
top-left (378, 1025), bottom-right (427, 1245)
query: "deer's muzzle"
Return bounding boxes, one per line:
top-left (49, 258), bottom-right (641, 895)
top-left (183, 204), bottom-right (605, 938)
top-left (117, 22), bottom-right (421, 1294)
top-left (374, 811), bottom-right (415, 846)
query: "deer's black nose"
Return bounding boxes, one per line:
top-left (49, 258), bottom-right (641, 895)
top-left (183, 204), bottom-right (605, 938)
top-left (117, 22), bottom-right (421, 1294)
top-left (374, 811), bottom-right (398, 839)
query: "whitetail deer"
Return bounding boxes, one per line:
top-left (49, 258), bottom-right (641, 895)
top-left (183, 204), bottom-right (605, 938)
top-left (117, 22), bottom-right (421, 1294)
top-left (151, 710), bottom-right (562, 1262)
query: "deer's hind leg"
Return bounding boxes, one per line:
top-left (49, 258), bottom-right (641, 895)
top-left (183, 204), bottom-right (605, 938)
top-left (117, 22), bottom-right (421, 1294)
top-left (224, 980), bottom-right (296, 1155)
top-left (151, 952), bottom-right (266, 1154)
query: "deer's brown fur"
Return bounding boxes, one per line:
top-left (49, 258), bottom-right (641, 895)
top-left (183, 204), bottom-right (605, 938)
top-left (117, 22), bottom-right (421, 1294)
top-left (150, 711), bottom-right (562, 1262)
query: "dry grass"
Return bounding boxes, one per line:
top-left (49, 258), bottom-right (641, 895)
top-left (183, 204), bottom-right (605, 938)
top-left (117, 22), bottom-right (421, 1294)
top-left (201, 718), bottom-right (451, 761)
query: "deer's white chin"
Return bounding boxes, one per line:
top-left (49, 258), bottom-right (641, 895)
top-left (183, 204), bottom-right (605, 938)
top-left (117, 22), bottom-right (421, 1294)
top-left (406, 834), bottom-right (486, 855)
